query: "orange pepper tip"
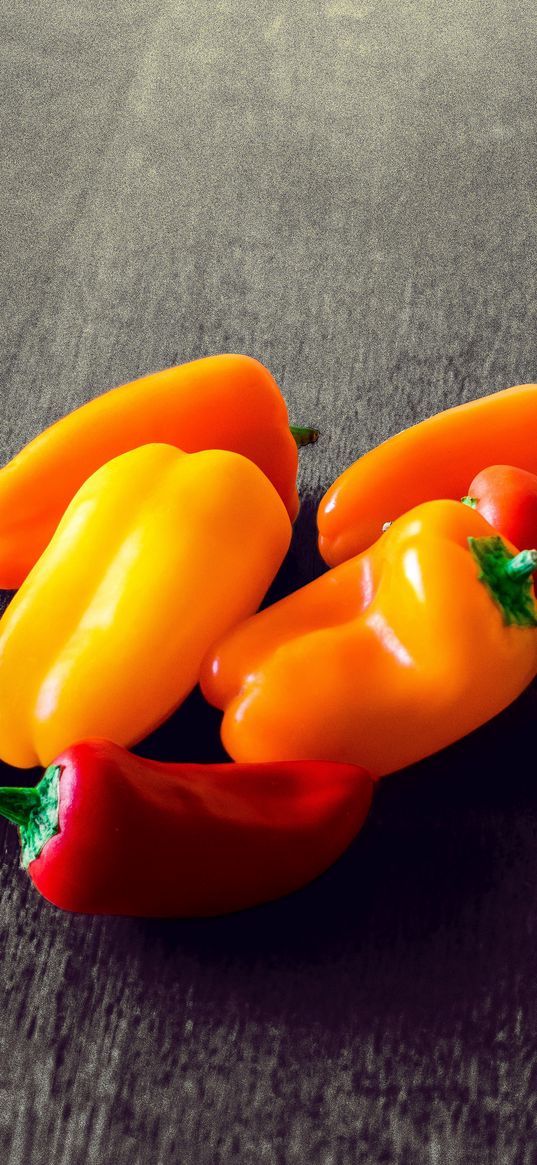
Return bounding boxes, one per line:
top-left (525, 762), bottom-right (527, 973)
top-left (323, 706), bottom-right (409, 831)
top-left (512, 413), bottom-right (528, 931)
top-left (468, 535), bottom-right (537, 627)
top-left (289, 424), bottom-right (320, 448)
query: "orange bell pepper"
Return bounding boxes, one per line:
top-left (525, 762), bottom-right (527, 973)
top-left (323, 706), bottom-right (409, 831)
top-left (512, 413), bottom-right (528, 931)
top-left (0, 443), bottom-right (291, 769)
top-left (318, 382), bottom-right (537, 565)
top-left (0, 354), bottom-right (316, 589)
top-left (201, 500), bottom-right (537, 777)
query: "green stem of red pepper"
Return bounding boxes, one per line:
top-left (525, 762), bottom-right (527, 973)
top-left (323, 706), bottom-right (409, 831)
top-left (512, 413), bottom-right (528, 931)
top-left (0, 786), bottom-right (40, 827)
top-left (0, 742), bottom-right (374, 916)
top-left (0, 766), bottom-right (60, 867)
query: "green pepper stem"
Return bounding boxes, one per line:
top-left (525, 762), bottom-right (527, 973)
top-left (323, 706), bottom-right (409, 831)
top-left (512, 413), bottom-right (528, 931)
top-left (290, 424), bottom-right (319, 447)
top-left (468, 535), bottom-right (537, 627)
top-left (461, 496), bottom-right (478, 508)
top-left (0, 766), bottom-right (61, 868)
top-left (504, 550), bottom-right (537, 579)
top-left (0, 785), bottom-right (41, 828)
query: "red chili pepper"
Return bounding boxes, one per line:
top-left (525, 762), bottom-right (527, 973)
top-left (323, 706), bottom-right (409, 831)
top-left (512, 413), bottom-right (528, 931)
top-left (0, 739), bottom-right (373, 917)
top-left (463, 465), bottom-right (537, 568)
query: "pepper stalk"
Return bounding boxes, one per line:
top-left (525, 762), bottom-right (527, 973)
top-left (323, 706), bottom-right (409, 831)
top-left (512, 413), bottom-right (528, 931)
top-left (0, 766), bottom-right (61, 867)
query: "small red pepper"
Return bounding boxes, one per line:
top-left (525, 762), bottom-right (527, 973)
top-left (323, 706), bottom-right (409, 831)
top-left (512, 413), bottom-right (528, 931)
top-left (463, 465), bottom-right (537, 566)
top-left (0, 739), bottom-right (373, 917)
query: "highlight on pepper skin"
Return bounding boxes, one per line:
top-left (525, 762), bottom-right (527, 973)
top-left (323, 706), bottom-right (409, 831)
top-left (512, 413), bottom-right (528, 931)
top-left (201, 499), bottom-right (537, 778)
top-left (0, 443), bottom-right (292, 770)
top-left (318, 382), bottom-right (537, 566)
top-left (0, 352), bottom-right (319, 588)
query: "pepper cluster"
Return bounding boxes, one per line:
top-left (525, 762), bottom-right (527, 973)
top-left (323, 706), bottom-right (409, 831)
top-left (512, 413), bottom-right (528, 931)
top-left (1, 358), bottom-right (537, 917)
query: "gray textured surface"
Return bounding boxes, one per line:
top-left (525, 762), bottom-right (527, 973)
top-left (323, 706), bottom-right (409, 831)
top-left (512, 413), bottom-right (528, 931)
top-left (2, 2), bottom-right (537, 1162)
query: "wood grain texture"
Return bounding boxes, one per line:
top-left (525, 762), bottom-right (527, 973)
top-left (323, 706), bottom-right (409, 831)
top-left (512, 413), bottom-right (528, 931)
top-left (2, 2), bottom-right (537, 1161)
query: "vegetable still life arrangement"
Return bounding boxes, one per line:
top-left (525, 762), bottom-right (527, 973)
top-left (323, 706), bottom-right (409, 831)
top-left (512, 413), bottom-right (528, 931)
top-left (1, 358), bottom-right (537, 918)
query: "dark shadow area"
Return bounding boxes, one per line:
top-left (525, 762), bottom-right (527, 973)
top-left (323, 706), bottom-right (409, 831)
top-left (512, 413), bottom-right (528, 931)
top-left (114, 683), bottom-right (537, 1038)
top-left (2, 534), bottom-right (537, 1045)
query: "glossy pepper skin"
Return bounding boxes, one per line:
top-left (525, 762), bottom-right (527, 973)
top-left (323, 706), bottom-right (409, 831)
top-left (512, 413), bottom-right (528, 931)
top-left (0, 739), bottom-right (374, 916)
top-left (0, 354), bottom-right (316, 589)
top-left (318, 383), bottom-right (537, 565)
top-left (202, 500), bottom-right (537, 778)
top-left (0, 443), bottom-right (291, 770)
top-left (463, 466), bottom-right (537, 565)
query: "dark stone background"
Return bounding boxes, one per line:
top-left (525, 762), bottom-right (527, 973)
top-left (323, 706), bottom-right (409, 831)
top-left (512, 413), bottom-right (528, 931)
top-left (2, 3), bottom-right (537, 1162)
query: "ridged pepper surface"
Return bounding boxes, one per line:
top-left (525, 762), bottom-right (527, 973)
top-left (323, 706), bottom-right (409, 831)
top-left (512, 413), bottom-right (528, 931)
top-left (0, 443), bottom-right (291, 769)
top-left (202, 500), bottom-right (537, 777)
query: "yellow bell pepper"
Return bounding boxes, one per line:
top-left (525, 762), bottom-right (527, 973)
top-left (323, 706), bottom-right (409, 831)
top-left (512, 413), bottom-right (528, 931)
top-left (201, 500), bottom-right (537, 777)
top-left (0, 443), bottom-right (291, 769)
